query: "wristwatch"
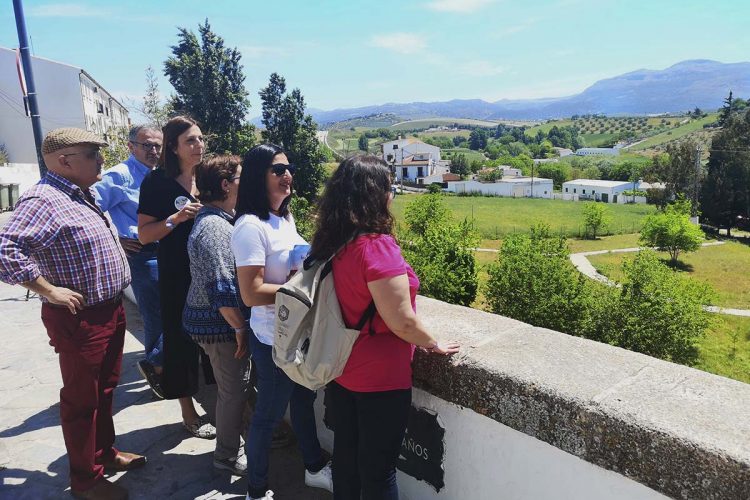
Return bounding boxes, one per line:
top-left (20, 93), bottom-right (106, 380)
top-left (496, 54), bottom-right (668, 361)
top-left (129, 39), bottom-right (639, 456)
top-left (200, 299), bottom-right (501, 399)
top-left (165, 216), bottom-right (175, 230)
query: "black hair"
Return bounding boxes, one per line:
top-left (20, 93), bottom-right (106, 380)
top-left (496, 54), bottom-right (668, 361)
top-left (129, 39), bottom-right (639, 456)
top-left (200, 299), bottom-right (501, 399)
top-left (235, 143), bottom-right (291, 220)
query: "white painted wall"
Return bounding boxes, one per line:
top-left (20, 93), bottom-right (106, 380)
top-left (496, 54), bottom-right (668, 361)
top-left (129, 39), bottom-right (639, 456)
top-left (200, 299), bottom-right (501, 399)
top-left (0, 163), bottom-right (41, 195)
top-left (313, 388), bottom-right (666, 500)
top-left (447, 179), bottom-right (553, 198)
top-left (0, 48), bottom-right (84, 163)
top-left (562, 180), bottom-right (631, 203)
top-left (0, 47), bottom-right (129, 164)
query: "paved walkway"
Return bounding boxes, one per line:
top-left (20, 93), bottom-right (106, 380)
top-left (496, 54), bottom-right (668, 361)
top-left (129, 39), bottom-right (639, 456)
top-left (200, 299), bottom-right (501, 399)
top-left (0, 278), bottom-right (332, 499)
top-left (568, 241), bottom-right (750, 317)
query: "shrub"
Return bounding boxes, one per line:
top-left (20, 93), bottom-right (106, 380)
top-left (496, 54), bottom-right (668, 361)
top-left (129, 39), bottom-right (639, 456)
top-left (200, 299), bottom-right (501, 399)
top-left (589, 250), bottom-right (714, 364)
top-left (485, 224), bottom-right (592, 334)
top-left (401, 194), bottom-right (479, 306)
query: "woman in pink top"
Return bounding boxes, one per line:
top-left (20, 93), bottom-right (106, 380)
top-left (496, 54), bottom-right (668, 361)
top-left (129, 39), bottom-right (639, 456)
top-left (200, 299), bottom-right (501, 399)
top-left (309, 155), bottom-right (459, 500)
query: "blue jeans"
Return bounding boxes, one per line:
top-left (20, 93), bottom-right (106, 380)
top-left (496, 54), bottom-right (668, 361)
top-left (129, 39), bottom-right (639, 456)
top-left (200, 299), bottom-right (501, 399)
top-left (245, 332), bottom-right (324, 494)
top-left (127, 248), bottom-right (163, 367)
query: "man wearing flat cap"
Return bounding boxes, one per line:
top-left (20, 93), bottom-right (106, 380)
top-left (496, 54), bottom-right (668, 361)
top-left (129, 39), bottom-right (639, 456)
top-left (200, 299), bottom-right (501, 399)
top-left (0, 127), bottom-right (145, 499)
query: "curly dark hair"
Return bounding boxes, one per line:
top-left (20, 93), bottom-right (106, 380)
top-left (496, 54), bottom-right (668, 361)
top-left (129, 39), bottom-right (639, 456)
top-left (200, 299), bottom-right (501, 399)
top-left (195, 155), bottom-right (241, 203)
top-left (309, 155), bottom-right (394, 260)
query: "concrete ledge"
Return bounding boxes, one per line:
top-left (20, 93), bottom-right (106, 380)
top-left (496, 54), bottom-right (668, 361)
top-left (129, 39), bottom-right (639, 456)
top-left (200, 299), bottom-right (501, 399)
top-left (413, 296), bottom-right (750, 499)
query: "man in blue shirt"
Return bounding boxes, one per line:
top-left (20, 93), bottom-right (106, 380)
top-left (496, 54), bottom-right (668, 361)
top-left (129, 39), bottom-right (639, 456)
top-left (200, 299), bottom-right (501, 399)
top-left (95, 124), bottom-right (165, 398)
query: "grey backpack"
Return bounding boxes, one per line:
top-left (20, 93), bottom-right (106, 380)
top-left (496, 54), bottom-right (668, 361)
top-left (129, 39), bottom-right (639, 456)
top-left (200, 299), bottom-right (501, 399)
top-left (273, 253), bottom-right (375, 390)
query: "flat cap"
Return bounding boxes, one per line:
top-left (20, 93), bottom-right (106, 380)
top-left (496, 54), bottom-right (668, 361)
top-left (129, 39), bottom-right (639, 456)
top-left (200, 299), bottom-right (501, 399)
top-left (42, 127), bottom-right (108, 155)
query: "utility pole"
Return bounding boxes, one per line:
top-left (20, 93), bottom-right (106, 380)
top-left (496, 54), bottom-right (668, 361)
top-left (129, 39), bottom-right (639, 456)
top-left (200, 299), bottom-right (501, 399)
top-left (693, 146), bottom-right (702, 219)
top-left (530, 161), bottom-right (534, 198)
top-left (13, 0), bottom-right (46, 176)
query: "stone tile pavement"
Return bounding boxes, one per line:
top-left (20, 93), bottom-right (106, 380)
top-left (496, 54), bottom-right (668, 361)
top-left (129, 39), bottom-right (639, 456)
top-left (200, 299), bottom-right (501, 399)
top-left (0, 276), bottom-right (333, 500)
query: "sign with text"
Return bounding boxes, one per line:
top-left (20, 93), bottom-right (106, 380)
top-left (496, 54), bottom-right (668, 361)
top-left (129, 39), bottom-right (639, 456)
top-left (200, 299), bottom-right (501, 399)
top-left (397, 405), bottom-right (445, 492)
top-left (322, 391), bottom-right (446, 491)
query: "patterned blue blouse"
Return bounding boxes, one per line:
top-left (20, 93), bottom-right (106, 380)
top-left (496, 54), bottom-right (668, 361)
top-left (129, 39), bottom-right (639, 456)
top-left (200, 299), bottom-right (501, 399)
top-left (183, 205), bottom-right (248, 344)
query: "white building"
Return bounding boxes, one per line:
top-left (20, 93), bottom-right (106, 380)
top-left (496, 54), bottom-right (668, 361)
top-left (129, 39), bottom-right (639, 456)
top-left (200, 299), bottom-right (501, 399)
top-left (575, 147), bottom-right (620, 156)
top-left (381, 138), bottom-right (444, 183)
top-left (446, 177), bottom-right (554, 198)
top-left (0, 46), bottom-right (129, 163)
top-left (561, 179), bottom-right (635, 203)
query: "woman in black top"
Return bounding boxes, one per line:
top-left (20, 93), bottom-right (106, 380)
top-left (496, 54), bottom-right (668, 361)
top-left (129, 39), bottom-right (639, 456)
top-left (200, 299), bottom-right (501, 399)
top-left (137, 115), bottom-right (216, 439)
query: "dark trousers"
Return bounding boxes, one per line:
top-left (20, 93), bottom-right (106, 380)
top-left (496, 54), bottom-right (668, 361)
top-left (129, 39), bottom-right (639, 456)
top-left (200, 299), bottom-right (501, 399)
top-left (245, 333), bottom-right (324, 495)
top-left (41, 300), bottom-right (126, 491)
top-left (328, 381), bottom-right (411, 500)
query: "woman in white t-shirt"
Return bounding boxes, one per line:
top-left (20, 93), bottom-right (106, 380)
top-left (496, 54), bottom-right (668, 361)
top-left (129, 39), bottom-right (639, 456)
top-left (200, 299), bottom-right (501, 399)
top-left (231, 144), bottom-right (331, 499)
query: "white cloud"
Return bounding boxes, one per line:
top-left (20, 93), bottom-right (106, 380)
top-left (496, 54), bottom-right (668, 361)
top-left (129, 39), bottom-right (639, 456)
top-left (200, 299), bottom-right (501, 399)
top-left (239, 45), bottom-right (290, 59)
top-left (426, 0), bottom-right (496, 13)
top-left (369, 33), bottom-right (427, 54)
top-left (460, 60), bottom-right (506, 77)
top-left (495, 18), bottom-right (539, 37)
top-left (28, 3), bottom-right (112, 17)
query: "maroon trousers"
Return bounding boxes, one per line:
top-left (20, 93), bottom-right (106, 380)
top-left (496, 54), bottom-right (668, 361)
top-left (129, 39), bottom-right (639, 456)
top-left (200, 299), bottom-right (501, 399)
top-left (41, 300), bottom-right (126, 491)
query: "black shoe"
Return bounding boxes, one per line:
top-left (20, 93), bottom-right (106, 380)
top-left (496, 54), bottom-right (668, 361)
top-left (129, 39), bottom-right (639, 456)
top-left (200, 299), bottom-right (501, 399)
top-left (137, 360), bottom-right (165, 399)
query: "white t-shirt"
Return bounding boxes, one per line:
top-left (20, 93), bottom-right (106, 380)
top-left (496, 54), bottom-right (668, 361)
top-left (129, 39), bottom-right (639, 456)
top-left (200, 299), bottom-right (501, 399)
top-left (231, 212), bottom-right (307, 345)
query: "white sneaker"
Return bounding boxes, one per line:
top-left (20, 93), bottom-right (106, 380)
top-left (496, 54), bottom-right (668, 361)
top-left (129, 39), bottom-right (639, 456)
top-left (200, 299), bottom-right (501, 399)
top-left (246, 491), bottom-right (273, 500)
top-left (305, 461), bottom-right (333, 492)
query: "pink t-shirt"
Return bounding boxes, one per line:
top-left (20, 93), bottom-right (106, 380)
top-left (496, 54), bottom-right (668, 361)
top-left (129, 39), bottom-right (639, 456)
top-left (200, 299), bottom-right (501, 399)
top-left (332, 234), bottom-right (419, 392)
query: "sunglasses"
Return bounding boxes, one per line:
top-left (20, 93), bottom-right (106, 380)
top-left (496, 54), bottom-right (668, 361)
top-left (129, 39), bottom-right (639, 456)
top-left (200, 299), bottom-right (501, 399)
top-left (270, 163), bottom-right (296, 176)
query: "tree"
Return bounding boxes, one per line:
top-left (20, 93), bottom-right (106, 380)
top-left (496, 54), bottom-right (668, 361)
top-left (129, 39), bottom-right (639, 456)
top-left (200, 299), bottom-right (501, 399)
top-left (644, 139), bottom-right (701, 203)
top-left (468, 129), bottom-right (488, 150)
top-left (582, 202), bottom-right (611, 239)
top-left (403, 193), bottom-right (450, 236)
top-left (701, 108), bottom-right (750, 235)
top-left (101, 126), bottom-right (130, 169)
top-left (358, 134), bottom-right (369, 152)
top-left (485, 224), bottom-right (592, 334)
top-left (718, 91), bottom-right (734, 126)
top-left (401, 195), bottom-right (479, 306)
top-left (450, 153), bottom-right (470, 177)
top-left (639, 200), bottom-right (703, 264)
top-left (592, 250), bottom-right (713, 364)
top-left (164, 20), bottom-right (254, 155)
top-left (138, 66), bottom-right (171, 128)
top-left (259, 73), bottom-right (326, 202)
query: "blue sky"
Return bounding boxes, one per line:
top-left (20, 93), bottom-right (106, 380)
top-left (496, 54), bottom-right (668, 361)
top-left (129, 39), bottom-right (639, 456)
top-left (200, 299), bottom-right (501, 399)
top-left (2, 0), bottom-right (748, 117)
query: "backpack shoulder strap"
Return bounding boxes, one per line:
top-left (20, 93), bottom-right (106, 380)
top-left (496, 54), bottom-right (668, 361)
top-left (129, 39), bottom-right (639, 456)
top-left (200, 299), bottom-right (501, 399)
top-left (354, 301), bottom-right (377, 335)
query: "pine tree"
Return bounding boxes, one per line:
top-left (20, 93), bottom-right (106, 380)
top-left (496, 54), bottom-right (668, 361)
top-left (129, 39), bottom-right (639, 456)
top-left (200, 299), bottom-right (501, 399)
top-left (164, 20), bottom-right (254, 154)
top-left (259, 73), bottom-right (326, 202)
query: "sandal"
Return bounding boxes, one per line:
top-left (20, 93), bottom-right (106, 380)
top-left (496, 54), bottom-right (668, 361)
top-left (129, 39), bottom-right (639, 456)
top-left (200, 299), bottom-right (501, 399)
top-left (183, 415), bottom-right (216, 439)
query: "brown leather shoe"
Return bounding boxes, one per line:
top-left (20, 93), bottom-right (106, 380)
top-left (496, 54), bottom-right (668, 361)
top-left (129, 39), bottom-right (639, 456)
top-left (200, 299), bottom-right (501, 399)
top-left (101, 451), bottom-right (147, 472)
top-left (70, 478), bottom-right (128, 499)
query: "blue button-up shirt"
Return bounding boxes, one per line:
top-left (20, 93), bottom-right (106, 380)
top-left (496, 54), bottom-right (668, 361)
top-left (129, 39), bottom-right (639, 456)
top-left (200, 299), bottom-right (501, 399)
top-left (93, 155), bottom-right (152, 239)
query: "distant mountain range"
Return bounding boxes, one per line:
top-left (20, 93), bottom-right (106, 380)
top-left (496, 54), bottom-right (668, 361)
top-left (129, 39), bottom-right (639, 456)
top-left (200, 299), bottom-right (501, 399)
top-left (298, 60), bottom-right (750, 126)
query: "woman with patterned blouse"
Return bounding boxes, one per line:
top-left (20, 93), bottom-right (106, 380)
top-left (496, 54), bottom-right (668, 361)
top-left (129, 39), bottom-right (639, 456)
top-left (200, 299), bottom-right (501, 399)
top-left (183, 155), bottom-right (250, 476)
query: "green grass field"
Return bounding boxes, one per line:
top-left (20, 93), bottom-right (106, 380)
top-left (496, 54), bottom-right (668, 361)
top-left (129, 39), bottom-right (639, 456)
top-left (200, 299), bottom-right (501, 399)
top-left (441, 148), bottom-right (486, 164)
top-left (392, 195), bottom-right (656, 239)
top-left (695, 314), bottom-right (750, 384)
top-left (587, 241), bottom-right (750, 309)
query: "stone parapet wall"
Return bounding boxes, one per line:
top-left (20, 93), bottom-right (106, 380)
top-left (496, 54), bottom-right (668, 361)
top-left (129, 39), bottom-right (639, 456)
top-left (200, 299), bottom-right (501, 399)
top-left (412, 296), bottom-right (750, 499)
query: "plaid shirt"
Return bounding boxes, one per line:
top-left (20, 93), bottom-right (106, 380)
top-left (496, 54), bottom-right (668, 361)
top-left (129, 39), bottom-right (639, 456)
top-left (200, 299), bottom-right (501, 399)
top-left (0, 171), bottom-right (131, 305)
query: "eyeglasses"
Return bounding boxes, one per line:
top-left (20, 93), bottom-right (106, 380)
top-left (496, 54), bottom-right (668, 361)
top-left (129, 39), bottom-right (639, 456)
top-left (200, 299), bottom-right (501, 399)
top-left (270, 163), bottom-right (296, 176)
top-left (62, 149), bottom-right (103, 161)
top-left (131, 141), bottom-right (163, 152)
